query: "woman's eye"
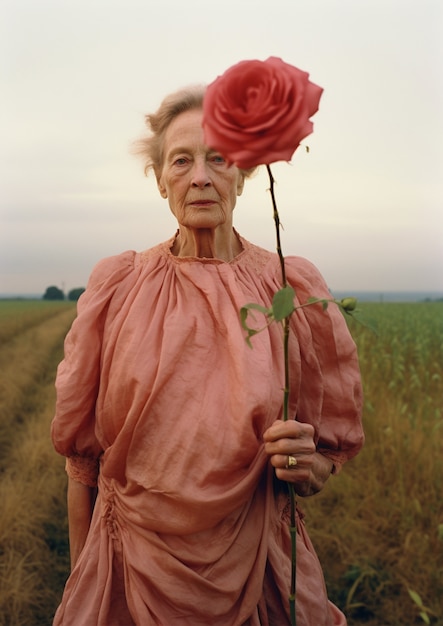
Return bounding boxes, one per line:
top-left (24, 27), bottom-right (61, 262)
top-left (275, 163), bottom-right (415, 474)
top-left (174, 157), bottom-right (188, 166)
top-left (212, 155), bottom-right (225, 164)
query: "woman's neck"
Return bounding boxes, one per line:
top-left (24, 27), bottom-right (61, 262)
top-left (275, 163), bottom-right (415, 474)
top-left (171, 227), bottom-right (243, 261)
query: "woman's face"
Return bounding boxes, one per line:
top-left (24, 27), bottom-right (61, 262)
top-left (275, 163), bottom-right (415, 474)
top-left (157, 109), bottom-right (244, 230)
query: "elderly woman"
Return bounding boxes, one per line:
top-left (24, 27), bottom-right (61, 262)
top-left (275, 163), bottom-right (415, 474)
top-left (51, 86), bottom-right (364, 626)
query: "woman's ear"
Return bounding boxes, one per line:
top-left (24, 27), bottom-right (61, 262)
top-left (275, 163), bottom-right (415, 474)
top-left (236, 173), bottom-right (245, 196)
top-left (158, 182), bottom-right (167, 199)
top-left (156, 171), bottom-right (168, 198)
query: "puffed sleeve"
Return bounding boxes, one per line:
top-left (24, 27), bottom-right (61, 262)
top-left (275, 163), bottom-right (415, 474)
top-left (285, 256), bottom-right (364, 473)
top-left (51, 251), bottom-right (136, 486)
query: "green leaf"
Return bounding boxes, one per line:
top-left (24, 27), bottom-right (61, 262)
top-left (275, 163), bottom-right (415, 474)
top-left (240, 302), bottom-right (273, 348)
top-left (244, 328), bottom-right (259, 349)
top-left (272, 286), bottom-right (295, 321)
top-left (408, 589), bottom-right (424, 608)
top-left (419, 612), bottom-right (430, 625)
top-left (240, 303), bottom-right (271, 331)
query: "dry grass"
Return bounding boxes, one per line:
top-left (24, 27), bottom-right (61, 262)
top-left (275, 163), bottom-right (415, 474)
top-left (0, 404), bottom-right (70, 625)
top-left (0, 302), bottom-right (74, 625)
top-left (0, 303), bottom-right (76, 465)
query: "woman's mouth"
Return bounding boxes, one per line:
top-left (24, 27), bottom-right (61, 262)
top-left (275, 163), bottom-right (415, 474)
top-left (189, 200), bottom-right (215, 207)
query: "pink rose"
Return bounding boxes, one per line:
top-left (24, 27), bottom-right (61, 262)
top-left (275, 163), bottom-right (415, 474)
top-left (202, 57), bottom-right (323, 169)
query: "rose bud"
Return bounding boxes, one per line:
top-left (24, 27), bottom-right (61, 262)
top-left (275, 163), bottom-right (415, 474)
top-left (340, 297), bottom-right (358, 312)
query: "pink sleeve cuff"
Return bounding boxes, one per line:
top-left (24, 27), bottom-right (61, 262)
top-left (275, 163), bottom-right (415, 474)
top-left (317, 449), bottom-right (350, 475)
top-left (65, 455), bottom-right (99, 488)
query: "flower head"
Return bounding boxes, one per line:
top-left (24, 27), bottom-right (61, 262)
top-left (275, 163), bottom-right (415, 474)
top-left (202, 57), bottom-right (323, 169)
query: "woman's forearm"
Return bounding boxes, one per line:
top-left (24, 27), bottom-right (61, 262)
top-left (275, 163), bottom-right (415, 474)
top-left (67, 477), bottom-right (96, 570)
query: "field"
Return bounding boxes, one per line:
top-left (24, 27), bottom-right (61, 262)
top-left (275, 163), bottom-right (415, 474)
top-left (303, 302), bottom-right (443, 625)
top-left (0, 299), bottom-right (441, 625)
top-left (0, 301), bottom-right (75, 625)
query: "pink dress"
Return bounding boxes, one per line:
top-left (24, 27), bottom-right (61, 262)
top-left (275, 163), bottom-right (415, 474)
top-left (51, 234), bottom-right (363, 626)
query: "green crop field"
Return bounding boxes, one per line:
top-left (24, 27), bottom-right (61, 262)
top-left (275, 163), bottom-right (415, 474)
top-left (0, 300), bottom-right (441, 625)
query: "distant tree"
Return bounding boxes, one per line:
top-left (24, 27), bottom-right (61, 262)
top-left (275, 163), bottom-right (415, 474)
top-left (68, 287), bottom-right (85, 301)
top-left (42, 285), bottom-right (65, 300)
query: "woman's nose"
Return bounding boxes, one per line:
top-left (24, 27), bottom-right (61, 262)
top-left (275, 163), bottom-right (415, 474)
top-left (191, 160), bottom-right (211, 188)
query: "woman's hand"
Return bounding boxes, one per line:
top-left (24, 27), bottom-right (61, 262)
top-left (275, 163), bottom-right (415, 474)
top-left (263, 420), bottom-right (334, 496)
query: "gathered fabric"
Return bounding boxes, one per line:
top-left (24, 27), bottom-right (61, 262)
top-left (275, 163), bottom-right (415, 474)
top-left (51, 234), bottom-right (364, 626)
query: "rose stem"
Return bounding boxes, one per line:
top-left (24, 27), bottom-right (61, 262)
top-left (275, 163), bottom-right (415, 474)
top-left (266, 164), bottom-right (297, 626)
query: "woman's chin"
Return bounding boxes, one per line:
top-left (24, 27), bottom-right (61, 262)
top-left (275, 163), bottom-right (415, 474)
top-left (180, 215), bottom-right (227, 231)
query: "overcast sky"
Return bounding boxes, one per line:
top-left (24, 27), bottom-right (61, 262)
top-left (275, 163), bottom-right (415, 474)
top-left (1, 0), bottom-right (442, 296)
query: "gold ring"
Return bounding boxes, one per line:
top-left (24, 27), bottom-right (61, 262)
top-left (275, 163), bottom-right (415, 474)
top-left (287, 455), bottom-right (297, 469)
